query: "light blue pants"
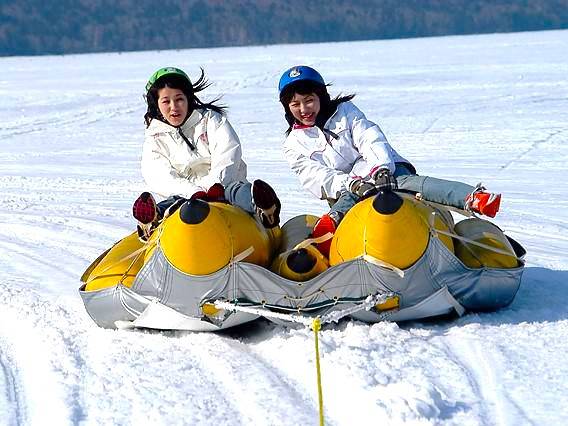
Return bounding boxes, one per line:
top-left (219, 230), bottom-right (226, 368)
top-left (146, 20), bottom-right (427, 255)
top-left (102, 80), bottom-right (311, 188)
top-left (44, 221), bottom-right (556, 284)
top-left (224, 181), bottom-right (255, 213)
top-left (330, 164), bottom-right (475, 219)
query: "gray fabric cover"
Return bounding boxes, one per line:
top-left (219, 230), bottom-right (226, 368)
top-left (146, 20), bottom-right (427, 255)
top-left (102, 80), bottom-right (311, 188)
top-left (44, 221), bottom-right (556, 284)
top-left (79, 233), bottom-right (525, 330)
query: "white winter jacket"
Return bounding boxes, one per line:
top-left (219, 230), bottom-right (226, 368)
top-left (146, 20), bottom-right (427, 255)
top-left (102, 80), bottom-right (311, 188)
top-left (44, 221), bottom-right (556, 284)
top-left (141, 108), bottom-right (247, 198)
top-left (283, 101), bottom-right (412, 200)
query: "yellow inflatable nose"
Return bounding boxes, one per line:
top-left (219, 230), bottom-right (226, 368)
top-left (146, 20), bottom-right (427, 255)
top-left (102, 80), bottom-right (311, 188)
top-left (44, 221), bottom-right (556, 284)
top-left (159, 199), bottom-right (274, 275)
top-left (271, 245), bottom-right (329, 282)
top-left (330, 191), bottom-right (453, 269)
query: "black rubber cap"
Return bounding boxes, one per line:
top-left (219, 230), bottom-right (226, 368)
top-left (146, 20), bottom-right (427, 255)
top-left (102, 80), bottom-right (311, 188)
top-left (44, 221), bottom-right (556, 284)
top-left (372, 190), bottom-right (403, 215)
top-left (179, 199), bottom-right (210, 224)
top-left (286, 248), bottom-right (317, 273)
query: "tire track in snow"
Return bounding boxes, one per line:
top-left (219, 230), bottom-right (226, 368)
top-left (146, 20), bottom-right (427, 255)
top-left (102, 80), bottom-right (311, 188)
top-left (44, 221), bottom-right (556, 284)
top-left (499, 129), bottom-right (566, 171)
top-left (0, 103), bottom-right (137, 141)
top-left (69, 324), bottom-right (309, 425)
top-left (0, 280), bottom-right (90, 424)
top-left (0, 235), bottom-right (82, 287)
top-left (2, 280), bottom-right (254, 425)
top-left (0, 211), bottom-right (124, 291)
top-left (437, 330), bottom-right (534, 426)
top-left (0, 336), bottom-right (26, 426)
top-left (186, 332), bottom-right (319, 425)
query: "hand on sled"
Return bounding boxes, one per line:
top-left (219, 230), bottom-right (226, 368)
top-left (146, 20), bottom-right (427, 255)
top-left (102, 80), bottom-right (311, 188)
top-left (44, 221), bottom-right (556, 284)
top-left (189, 190), bottom-right (208, 201)
top-left (349, 178), bottom-right (378, 199)
top-left (373, 167), bottom-right (398, 192)
top-left (189, 183), bottom-right (226, 202)
top-left (206, 183), bottom-right (225, 202)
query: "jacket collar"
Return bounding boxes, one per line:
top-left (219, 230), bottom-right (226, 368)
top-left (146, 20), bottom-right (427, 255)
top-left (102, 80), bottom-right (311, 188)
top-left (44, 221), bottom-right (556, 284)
top-left (292, 123), bottom-right (314, 130)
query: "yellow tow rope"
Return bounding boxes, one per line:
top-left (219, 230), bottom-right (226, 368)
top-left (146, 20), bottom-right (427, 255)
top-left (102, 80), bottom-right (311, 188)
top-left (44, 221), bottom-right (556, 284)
top-left (312, 317), bottom-right (324, 426)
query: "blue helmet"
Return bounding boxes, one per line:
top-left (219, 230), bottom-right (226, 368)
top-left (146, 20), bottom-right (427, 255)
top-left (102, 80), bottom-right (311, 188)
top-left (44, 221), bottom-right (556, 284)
top-left (278, 65), bottom-right (325, 94)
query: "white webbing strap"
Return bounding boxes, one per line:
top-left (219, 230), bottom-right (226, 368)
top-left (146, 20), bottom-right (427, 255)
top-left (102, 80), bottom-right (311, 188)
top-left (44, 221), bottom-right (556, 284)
top-left (362, 254), bottom-right (405, 278)
top-left (419, 207), bottom-right (522, 263)
top-left (230, 246), bottom-right (255, 264)
top-left (214, 300), bottom-right (314, 326)
top-left (117, 285), bottom-right (150, 317)
top-left (441, 286), bottom-right (466, 316)
top-left (319, 293), bottom-right (396, 324)
top-left (84, 244), bottom-right (148, 285)
top-left (292, 233), bottom-right (333, 250)
top-left (434, 228), bottom-right (523, 262)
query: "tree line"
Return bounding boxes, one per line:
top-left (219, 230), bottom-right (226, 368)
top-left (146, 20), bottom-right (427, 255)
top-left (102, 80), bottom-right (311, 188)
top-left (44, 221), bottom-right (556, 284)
top-left (1, 0), bottom-right (566, 56)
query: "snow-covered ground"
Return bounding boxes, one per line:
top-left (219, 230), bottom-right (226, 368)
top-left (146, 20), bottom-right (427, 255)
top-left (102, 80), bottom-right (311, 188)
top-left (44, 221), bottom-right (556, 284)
top-left (1, 29), bottom-right (567, 425)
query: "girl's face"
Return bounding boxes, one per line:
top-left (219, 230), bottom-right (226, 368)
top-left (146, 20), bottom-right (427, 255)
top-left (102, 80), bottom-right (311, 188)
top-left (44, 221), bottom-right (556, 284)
top-left (288, 92), bottom-right (320, 126)
top-left (157, 86), bottom-right (189, 127)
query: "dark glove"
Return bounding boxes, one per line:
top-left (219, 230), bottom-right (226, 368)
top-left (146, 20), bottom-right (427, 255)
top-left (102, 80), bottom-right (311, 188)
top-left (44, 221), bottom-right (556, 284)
top-left (373, 168), bottom-right (398, 192)
top-left (349, 178), bottom-right (378, 199)
top-left (206, 183), bottom-right (225, 202)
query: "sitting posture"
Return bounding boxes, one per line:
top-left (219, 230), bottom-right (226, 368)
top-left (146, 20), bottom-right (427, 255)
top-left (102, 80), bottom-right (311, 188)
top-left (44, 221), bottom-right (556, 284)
top-left (134, 66), bottom-right (280, 240)
top-left (278, 65), bottom-right (501, 256)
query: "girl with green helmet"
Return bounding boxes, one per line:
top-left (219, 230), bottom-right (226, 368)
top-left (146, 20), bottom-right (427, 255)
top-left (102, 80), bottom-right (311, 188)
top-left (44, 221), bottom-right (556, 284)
top-left (133, 66), bottom-right (280, 240)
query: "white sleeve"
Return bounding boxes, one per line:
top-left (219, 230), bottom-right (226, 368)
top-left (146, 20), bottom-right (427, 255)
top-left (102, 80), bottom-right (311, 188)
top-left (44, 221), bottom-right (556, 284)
top-left (347, 104), bottom-right (396, 174)
top-left (283, 135), bottom-right (351, 200)
top-left (141, 135), bottom-right (205, 199)
top-left (195, 112), bottom-right (247, 190)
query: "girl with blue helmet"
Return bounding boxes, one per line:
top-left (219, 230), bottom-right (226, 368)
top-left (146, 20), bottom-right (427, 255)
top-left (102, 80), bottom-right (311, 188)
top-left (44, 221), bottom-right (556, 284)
top-left (133, 66), bottom-right (280, 240)
top-left (278, 65), bottom-right (502, 257)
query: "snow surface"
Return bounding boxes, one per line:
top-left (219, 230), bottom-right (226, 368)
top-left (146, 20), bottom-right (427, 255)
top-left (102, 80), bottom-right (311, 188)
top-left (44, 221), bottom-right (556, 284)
top-left (1, 29), bottom-right (567, 425)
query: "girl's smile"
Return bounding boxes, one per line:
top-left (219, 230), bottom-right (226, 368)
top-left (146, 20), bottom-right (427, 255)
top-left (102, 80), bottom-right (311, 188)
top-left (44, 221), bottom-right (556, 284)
top-left (288, 92), bottom-right (320, 126)
top-left (158, 86), bottom-right (189, 127)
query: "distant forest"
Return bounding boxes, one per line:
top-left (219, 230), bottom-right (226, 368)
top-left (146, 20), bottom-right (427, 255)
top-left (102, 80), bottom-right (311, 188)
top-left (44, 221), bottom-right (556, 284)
top-left (1, 0), bottom-right (567, 56)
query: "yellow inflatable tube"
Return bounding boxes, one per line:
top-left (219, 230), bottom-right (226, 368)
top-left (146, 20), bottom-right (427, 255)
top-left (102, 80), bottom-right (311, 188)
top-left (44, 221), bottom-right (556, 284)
top-left (330, 191), bottom-right (454, 269)
top-left (82, 199), bottom-right (281, 291)
top-left (270, 214), bottom-right (329, 281)
top-left (157, 199), bottom-right (280, 275)
top-left (453, 218), bottom-right (518, 268)
top-left (82, 231), bottom-right (146, 291)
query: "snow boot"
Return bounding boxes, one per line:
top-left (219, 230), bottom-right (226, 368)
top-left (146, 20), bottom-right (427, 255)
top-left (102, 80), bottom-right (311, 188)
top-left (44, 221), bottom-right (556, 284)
top-left (465, 186), bottom-right (502, 218)
top-left (133, 192), bottom-right (159, 242)
top-left (252, 180), bottom-right (281, 228)
top-left (311, 211), bottom-right (342, 257)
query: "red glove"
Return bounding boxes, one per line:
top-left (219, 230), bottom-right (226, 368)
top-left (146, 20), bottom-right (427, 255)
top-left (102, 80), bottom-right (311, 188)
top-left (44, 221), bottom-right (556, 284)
top-left (206, 183), bottom-right (225, 202)
top-left (189, 190), bottom-right (208, 201)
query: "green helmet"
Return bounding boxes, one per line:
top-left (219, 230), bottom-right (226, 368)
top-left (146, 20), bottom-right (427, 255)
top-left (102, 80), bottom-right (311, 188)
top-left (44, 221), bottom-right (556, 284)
top-left (145, 67), bottom-right (191, 92)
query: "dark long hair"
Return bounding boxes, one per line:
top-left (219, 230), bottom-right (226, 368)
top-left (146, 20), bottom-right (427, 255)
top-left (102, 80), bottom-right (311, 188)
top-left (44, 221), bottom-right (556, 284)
top-left (279, 80), bottom-right (355, 134)
top-left (144, 68), bottom-right (226, 127)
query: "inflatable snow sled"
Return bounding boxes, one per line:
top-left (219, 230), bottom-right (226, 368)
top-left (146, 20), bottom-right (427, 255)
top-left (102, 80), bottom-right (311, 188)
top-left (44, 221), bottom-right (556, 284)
top-left (79, 191), bottom-right (526, 331)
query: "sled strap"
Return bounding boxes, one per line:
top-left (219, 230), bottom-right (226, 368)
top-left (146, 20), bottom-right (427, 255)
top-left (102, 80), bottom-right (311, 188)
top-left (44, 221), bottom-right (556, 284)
top-left (319, 293), bottom-right (396, 323)
top-left (84, 244), bottom-right (148, 285)
top-left (213, 300), bottom-right (314, 326)
top-left (362, 254), bottom-right (404, 277)
top-left (433, 228), bottom-right (524, 262)
top-left (312, 317), bottom-right (325, 426)
top-left (118, 249), bottom-right (145, 286)
top-left (214, 293), bottom-right (395, 326)
top-left (230, 246), bottom-right (255, 264)
top-left (293, 232), bottom-right (333, 250)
